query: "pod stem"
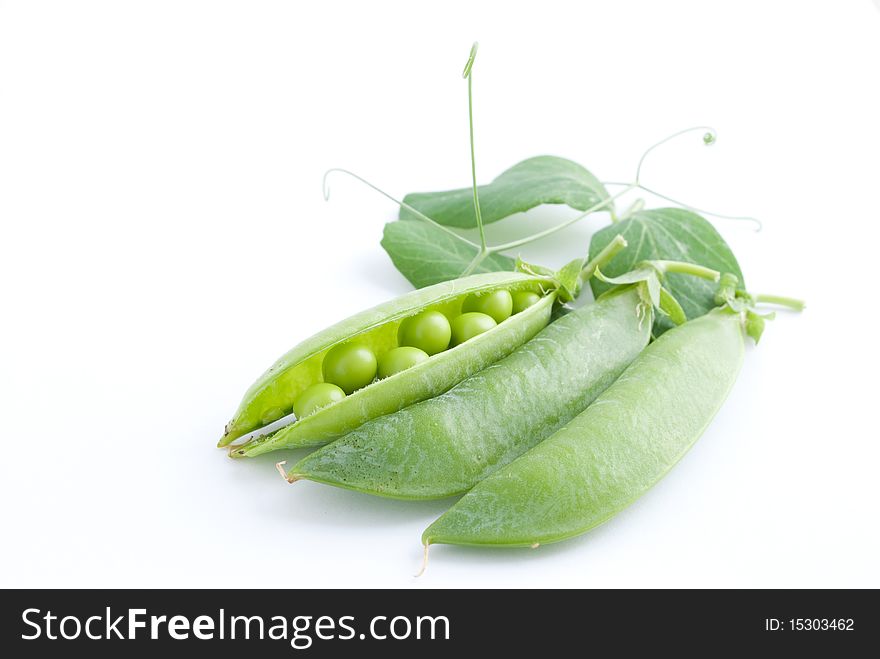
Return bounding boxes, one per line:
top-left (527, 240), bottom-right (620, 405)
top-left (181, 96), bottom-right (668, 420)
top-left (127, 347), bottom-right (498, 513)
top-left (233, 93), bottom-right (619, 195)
top-left (415, 543), bottom-right (430, 578)
top-left (580, 235), bottom-right (627, 284)
top-left (652, 260), bottom-right (720, 282)
top-left (275, 461), bottom-right (298, 484)
top-left (755, 293), bottom-right (805, 311)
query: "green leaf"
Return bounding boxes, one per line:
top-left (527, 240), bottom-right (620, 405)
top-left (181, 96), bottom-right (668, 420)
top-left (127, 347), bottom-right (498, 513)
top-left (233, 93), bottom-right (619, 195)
top-left (381, 221), bottom-right (515, 289)
top-left (589, 208), bottom-right (744, 335)
top-left (399, 156), bottom-right (612, 228)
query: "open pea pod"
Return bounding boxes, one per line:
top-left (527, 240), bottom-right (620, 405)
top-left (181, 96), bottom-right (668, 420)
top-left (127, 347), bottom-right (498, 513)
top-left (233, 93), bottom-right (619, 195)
top-left (220, 271), bottom-right (556, 457)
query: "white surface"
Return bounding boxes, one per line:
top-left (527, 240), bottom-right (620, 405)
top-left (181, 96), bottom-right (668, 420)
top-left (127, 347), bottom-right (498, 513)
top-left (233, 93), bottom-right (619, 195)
top-left (1, 0), bottom-right (878, 589)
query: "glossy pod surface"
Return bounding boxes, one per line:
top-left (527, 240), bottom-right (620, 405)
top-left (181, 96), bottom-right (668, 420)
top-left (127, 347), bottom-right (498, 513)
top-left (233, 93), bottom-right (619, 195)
top-left (422, 309), bottom-right (745, 547)
top-left (289, 286), bottom-right (649, 499)
top-left (224, 272), bottom-right (555, 456)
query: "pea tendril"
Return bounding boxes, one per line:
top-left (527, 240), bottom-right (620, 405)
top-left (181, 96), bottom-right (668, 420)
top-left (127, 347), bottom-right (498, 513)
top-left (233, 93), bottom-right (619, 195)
top-left (322, 43), bottom-right (766, 281)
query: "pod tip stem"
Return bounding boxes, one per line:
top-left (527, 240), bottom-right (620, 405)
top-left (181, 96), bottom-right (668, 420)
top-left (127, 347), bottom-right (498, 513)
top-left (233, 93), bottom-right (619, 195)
top-left (275, 461), bottom-right (298, 483)
top-left (415, 543), bottom-right (430, 577)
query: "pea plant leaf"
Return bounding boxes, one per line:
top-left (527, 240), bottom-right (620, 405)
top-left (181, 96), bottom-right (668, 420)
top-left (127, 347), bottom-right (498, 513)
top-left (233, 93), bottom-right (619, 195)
top-left (381, 220), bottom-right (515, 289)
top-left (589, 208), bottom-right (744, 335)
top-left (398, 156), bottom-right (612, 228)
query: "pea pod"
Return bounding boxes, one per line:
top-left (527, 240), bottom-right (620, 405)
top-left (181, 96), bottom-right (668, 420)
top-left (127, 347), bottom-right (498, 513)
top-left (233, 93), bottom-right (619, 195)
top-left (285, 285), bottom-right (650, 498)
top-left (421, 308), bottom-right (745, 549)
top-left (220, 272), bottom-right (555, 456)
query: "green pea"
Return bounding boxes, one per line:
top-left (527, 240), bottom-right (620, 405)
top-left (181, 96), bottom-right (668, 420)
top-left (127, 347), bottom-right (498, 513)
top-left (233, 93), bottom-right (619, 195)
top-left (378, 346), bottom-right (429, 379)
top-left (288, 287), bottom-right (648, 499)
top-left (421, 309), bottom-right (745, 548)
top-left (511, 290), bottom-right (541, 314)
top-left (462, 289), bottom-right (513, 323)
top-left (450, 312), bottom-right (496, 346)
top-left (292, 383), bottom-right (345, 419)
top-left (397, 310), bottom-right (451, 355)
top-left (322, 343), bottom-right (377, 394)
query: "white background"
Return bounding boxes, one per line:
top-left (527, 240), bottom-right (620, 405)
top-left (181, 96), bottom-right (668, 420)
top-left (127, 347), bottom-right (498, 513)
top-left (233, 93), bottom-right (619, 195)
top-left (1, 0), bottom-right (878, 588)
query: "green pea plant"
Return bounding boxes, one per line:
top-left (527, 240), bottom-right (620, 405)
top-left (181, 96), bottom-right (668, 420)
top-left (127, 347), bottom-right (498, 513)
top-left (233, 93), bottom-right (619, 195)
top-left (219, 42), bottom-right (803, 573)
top-left (325, 42), bottom-right (753, 336)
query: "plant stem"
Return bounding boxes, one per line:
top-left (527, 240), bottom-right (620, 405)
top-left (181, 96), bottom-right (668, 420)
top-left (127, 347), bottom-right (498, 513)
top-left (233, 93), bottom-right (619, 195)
top-left (579, 235), bottom-right (627, 284)
top-left (755, 294), bottom-right (805, 311)
top-left (653, 260), bottom-right (720, 281)
top-left (460, 249), bottom-right (488, 277)
top-left (466, 72), bottom-right (487, 253)
top-left (488, 184), bottom-right (636, 253)
top-left (617, 198), bottom-right (645, 223)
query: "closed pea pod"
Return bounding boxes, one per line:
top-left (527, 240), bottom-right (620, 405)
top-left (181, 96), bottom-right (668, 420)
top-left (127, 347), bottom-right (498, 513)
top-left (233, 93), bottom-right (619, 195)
top-left (219, 272), bottom-right (556, 457)
top-left (421, 289), bottom-right (803, 552)
top-left (422, 309), bottom-right (744, 549)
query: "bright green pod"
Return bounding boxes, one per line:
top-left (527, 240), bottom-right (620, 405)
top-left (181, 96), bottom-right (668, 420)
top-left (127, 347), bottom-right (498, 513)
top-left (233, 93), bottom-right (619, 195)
top-left (287, 286), bottom-right (649, 499)
top-left (422, 309), bottom-right (745, 548)
top-left (219, 272), bottom-right (555, 456)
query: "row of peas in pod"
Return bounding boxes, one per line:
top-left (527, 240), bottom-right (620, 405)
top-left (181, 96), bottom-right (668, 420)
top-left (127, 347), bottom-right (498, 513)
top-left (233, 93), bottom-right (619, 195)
top-left (291, 289), bottom-right (542, 419)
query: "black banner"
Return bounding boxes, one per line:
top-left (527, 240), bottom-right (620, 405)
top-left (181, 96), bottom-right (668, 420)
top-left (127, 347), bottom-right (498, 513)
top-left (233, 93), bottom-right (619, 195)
top-left (1, 589), bottom-right (876, 655)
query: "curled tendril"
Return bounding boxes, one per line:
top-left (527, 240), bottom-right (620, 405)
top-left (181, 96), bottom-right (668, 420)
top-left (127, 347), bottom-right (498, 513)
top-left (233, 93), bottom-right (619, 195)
top-left (604, 126), bottom-right (763, 231)
top-left (321, 168), bottom-right (478, 247)
top-left (635, 125), bottom-right (717, 184)
top-left (462, 42), bottom-right (479, 79)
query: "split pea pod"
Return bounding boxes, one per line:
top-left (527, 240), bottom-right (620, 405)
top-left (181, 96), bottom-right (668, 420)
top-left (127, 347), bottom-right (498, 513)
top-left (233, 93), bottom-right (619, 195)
top-left (421, 308), bottom-right (745, 549)
top-left (285, 285), bottom-right (651, 498)
top-left (219, 272), bottom-right (556, 457)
